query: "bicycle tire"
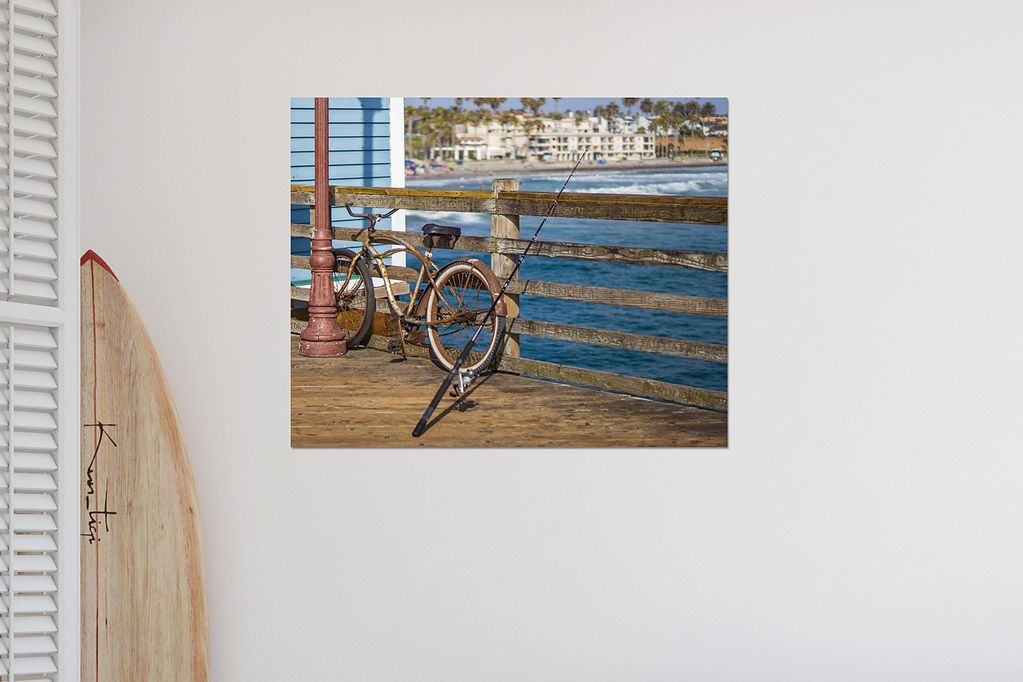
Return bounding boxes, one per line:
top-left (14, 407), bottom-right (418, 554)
top-left (332, 248), bottom-right (375, 348)
top-left (425, 260), bottom-right (506, 373)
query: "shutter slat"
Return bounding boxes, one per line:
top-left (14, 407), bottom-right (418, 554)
top-left (0, 409), bottom-right (58, 429)
top-left (0, 533), bottom-right (57, 552)
top-left (0, 111), bottom-right (59, 138)
top-left (11, 217), bottom-right (57, 240)
top-left (12, 0), bottom-right (58, 17)
top-left (0, 512), bottom-right (56, 531)
top-left (0, 452), bottom-right (56, 470)
top-left (0, 131), bottom-right (57, 157)
top-left (3, 472), bottom-right (57, 490)
top-left (11, 11), bottom-right (57, 39)
top-left (0, 634), bottom-right (57, 657)
top-left (0, 174), bottom-right (58, 198)
top-left (0, 90), bottom-right (57, 119)
top-left (0, 491), bottom-right (57, 510)
top-left (0, 390), bottom-right (59, 411)
top-left (0, 614), bottom-right (57, 634)
top-left (0, 554), bottom-right (57, 572)
top-left (0, 430), bottom-right (58, 450)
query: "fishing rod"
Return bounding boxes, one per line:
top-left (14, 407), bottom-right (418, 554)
top-left (412, 150), bottom-right (589, 438)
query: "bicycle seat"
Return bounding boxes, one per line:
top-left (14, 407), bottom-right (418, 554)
top-left (422, 223), bottom-right (461, 237)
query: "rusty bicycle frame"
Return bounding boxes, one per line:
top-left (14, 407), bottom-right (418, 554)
top-left (335, 204), bottom-right (501, 351)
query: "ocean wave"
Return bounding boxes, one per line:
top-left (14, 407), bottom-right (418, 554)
top-left (405, 176), bottom-right (492, 189)
top-left (404, 210), bottom-right (489, 225)
top-left (578, 177), bottom-right (728, 195)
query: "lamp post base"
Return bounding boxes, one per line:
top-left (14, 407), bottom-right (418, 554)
top-left (298, 338), bottom-right (347, 357)
top-left (299, 317), bottom-right (348, 357)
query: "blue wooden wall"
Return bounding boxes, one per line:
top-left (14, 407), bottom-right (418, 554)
top-left (291, 97), bottom-right (394, 282)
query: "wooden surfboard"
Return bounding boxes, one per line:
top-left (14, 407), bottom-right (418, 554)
top-left (80, 250), bottom-right (209, 681)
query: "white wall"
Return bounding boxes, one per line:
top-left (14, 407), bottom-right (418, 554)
top-left (81, 1), bottom-right (1023, 680)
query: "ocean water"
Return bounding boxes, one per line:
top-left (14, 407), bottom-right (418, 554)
top-left (403, 166), bottom-right (728, 392)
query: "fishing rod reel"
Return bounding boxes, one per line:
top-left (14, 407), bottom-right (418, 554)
top-left (450, 367), bottom-right (480, 397)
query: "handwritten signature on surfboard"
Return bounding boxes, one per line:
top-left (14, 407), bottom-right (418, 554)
top-left (82, 422), bottom-right (118, 544)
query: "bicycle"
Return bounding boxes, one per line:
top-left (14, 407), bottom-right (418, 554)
top-left (329, 203), bottom-right (507, 375)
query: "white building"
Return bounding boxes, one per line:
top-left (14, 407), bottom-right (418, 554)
top-left (442, 112), bottom-right (656, 161)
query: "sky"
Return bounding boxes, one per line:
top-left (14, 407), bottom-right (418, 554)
top-left (409, 97), bottom-right (728, 116)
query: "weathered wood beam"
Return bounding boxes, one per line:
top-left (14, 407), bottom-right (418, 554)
top-left (497, 355), bottom-right (727, 411)
top-left (292, 186), bottom-right (495, 214)
top-left (291, 257), bottom-right (725, 316)
top-left (509, 318), bottom-right (727, 364)
top-left (291, 255), bottom-right (422, 282)
top-left (291, 225), bottom-right (727, 272)
top-left (290, 185), bottom-right (728, 225)
top-left (507, 279), bottom-right (727, 317)
top-left (496, 190), bottom-right (727, 225)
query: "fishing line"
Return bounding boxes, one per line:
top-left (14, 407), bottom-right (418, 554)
top-left (412, 149), bottom-right (590, 438)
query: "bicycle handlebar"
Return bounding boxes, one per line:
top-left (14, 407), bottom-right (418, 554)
top-left (343, 203), bottom-right (399, 223)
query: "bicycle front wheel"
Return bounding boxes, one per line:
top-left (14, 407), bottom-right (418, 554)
top-left (333, 248), bottom-right (375, 348)
top-left (426, 260), bottom-right (506, 373)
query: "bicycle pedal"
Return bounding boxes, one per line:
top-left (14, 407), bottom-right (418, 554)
top-left (386, 338), bottom-right (403, 354)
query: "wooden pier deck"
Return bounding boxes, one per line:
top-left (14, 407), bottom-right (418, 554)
top-left (291, 337), bottom-right (727, 448)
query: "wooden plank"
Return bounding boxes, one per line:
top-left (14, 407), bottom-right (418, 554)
top-left (509, 318), bottom-right (727, 364)
top-left (291, 185), bottom-right (495, 213)
top-left (294, 255), bottom-right (726, 317)
top-left (292, 260), bottom-right (726, 317)
top-left (506, 279), bottom-right (727, 317)
top-left (496, 190), bottom-right (727, 224)
top-left (498, 236), bottom-right (727, 271)
top-left (498, 355), bottom-right (727, 411)
top-left (290, 185), bottom-right (727, 225)
top-left (292, 224), bottom-right (727, 272)
top-left (290, 254), bottom-right (422, 282)
top-left (292, 316), bottom-right (431, 356)
top-left (491, 178), bottom-right (520, 357)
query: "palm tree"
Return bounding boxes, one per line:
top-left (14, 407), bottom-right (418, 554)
top-left (605, 102), bottom-right (621, 132)
top-left (638, 98), bottom-right (655, 157)
top-left (700, 101), bottom-right (716, 119)
top-left (652, 100), bottom-right (670, 157)
top-left (553, 97), bottom-right (562, 112)
top-left (520, 97), bottom-right (547, 116)
top-left (622, 98), bottom-right (639, 117)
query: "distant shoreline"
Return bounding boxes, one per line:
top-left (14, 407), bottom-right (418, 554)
top-left (406, 158), bottom-right (727, 183)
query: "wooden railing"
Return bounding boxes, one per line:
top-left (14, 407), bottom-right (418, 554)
top-left (290, 182), bottom-right (728, 411)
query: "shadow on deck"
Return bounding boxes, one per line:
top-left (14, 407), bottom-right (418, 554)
top-left (291, 337), bottom-right (727, 448)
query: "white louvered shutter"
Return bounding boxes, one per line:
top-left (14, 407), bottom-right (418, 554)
top-left (1, 325), bottom-right (58, 679)
top-left (0, 0), bottom-right (77, 681)
top-left (1, 0), bottom-right (59, 305)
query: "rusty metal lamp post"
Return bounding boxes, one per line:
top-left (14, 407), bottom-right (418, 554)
top-left (299, 96), bottom-right (347, 357)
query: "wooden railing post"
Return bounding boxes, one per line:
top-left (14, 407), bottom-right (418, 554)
top-left (491, 178), bottom-right (520, 357)
top-left (299, 97), bottom-right (347, 357)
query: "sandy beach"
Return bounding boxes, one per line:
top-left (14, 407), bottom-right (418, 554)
top-left (407, 157), bottom-right (727, 181)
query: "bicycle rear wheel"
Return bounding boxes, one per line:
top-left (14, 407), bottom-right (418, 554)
top-left (425, 260), bottom-right (506, 373)
top-left (333, 248), bottom-right (375, 348)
